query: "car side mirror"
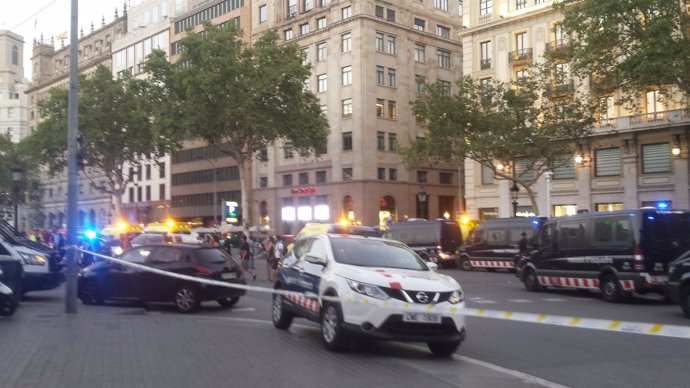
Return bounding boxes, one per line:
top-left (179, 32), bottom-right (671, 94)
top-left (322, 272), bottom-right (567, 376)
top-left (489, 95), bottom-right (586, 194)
top-left (427, 262), bottom-right (439, 271)
top-left (305, 254), bottom-right (327, 266)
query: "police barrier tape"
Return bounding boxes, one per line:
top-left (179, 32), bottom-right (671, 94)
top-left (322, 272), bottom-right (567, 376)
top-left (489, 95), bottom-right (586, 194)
top-left (78, 248), bottom-right (690, 340)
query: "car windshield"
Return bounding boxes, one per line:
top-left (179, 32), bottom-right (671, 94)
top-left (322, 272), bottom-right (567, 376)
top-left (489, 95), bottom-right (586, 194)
top-left (330, 238), bottom-right (428, 271)
top-left (194, 248), bottom-right (228, 264)
top-left (131, 234), bottom-right (162, 245)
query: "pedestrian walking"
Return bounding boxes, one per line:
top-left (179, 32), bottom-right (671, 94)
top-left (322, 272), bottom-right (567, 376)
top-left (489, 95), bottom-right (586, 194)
top-left (265, 237), bottom-right (276, 281)
top-left (240, 234), bottom-right (257, 280)
top-left (274, 235), bottom-right (285, 272)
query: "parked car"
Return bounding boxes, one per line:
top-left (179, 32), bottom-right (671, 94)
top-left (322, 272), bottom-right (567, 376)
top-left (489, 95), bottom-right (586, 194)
top-left (518, 208), bottom-right (690, 302)
top-left (384, 219), bottom-right (463, 268)
top-left (666, 250), bottom-right (690, 318)
top-left (458, 217), bottom-right (545, 271)
top-left (272, 233), bottom-right (466, 356)
top-left (78, 244), bottom-right (246, 313)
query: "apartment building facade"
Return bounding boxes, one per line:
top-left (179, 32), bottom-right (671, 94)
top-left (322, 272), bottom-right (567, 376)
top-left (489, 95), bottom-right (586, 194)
top-left (0, 30), bottom-right (30, 144)
top-left (459, 0), bottom-right (690, 219)
top-left (250, 0), bottom-right (464, 235)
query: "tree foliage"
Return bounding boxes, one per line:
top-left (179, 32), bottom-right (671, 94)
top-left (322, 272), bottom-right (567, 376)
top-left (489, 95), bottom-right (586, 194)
top-left (403, 69), bottom-right (596, 214)
top-left (23, 65), bottom-right (174, 219)
top-left (554, 0), bottom-right (690, 103)
top-left (143, 23), bottom-right (329, 228)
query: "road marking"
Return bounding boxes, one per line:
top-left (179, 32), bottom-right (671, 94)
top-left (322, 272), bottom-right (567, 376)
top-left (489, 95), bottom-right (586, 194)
top-left (471, 300), bottom-right (498, 304)
top-left (231, 307), bottom-right (257, 312)
top-left (542, 298), bottom-right (567, 302)
top-left (507, 299), bottom-right (532, 303)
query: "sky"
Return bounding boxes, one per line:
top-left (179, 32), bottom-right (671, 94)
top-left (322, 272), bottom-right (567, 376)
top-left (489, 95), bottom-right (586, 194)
top-left (1, 0), bottom-right (140, 80)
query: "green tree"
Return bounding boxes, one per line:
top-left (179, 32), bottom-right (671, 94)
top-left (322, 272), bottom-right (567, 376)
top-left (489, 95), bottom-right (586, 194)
top-left (143, 23), bottom-right (329, 229)
top-left (23, 65), bottom-right (173, 220)
top-left (0, 135), bottom-right (43, 228)
top-left (554, 0), bottom-right (690, 104)
top-left (403, 70), bottom-right (595, 215)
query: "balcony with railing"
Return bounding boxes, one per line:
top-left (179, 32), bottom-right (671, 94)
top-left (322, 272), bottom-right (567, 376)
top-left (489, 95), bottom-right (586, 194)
top-left (630, 111), bottom-right (669, 125)
top-left (480, 58), bottom-right (492, 70)
top-left (546, 79), bottom-right (575, 96)
top-left (479, 14), bottom-right (493, 24)
top-left (508, 48), bottom-right (533, 65)
top-left (544, 41), bottom-right (572, 59)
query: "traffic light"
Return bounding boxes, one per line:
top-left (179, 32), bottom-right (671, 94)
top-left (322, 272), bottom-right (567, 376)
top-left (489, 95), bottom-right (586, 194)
top-left (225, 201), bottom-right (239, 224)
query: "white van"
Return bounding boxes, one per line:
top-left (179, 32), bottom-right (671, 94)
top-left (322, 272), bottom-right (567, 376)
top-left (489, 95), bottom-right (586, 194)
top-left (0, 220), bottom-right (64, 293)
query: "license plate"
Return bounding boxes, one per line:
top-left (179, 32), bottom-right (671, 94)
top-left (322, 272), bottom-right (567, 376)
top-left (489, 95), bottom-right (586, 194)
top-left (221, 272), bottom-right (237, 280)
top-left (402, 312), bottom-right (442, 324)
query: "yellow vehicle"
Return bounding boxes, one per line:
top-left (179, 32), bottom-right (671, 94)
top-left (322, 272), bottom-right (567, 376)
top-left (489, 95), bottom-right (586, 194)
top-left (143, 221), bottom-right (192, 235)
top-left (101, 222), bottom-right (142, 238)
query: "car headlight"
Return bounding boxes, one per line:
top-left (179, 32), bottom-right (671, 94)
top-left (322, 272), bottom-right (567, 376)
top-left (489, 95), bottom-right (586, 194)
top-left (448, 290), bottom-right (464, 304)
top-left (347, 280), bottom-right (389, 300)
top-left (20, 252), bottom-right (47, 266)
top-left (113, 246), bottom-right (124, 256)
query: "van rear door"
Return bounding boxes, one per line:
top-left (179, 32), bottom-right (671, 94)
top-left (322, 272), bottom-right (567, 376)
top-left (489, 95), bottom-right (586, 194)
top-left (640, 210), bottom-right (690, 274)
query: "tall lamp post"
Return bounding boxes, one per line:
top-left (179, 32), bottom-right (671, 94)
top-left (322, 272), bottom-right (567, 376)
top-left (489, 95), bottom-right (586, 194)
top-left (11, 164), bottom-right (23, 231)
top-left (510, 182), bottom-right (519, 217)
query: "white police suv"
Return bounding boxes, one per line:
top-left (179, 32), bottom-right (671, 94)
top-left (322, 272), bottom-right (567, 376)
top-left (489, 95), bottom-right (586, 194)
top-left (272, 233), bottom-right (466, 356)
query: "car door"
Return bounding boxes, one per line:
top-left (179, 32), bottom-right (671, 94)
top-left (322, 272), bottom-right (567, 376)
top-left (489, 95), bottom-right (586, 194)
top-left (295, 237), bottom-right (329, 319)
top-left (140, 246), bottom-right (186, 301)
top-left (280, 237), bottom-right (315, 316)
top-left (104, 246), bottom-right (150, 299)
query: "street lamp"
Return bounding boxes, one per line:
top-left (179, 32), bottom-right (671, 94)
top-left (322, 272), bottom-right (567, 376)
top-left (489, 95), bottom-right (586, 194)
top-left (11, 164), bottom-right (22, 231)
top-left (510, 182), bottom-right (519, 217)
top-left (417, 187), bottom-right (427, 219)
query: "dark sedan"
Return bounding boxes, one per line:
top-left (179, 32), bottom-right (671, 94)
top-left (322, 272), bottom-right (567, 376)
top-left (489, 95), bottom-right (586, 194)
top-left (77, 244), bottom-right (246, 313)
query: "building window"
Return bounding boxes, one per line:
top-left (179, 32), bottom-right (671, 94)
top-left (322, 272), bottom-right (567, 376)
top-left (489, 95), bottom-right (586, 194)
top-left (440, 80), bottom-right (452, 96)
top-left (375, 5), bottom-right (384, 18)
top-left (388, 68), bottom-right (396, 87)
top-left (146, 185), bottom-right (151, 201)
top-left (316, 42), bottom-right (327, 61)
top-left (303, 79), bottom-right (310, 91)
top-left (376, 99), bottom-right (385, 118)
top-left (304, 0), bottom-right (314, 11)
top-left (414, 18), bottom-right (425, 31)
top-left (516, 32), bottom-right (527, 55)
top-left (341, 6), bottom-right (352, 19)
top-left (437, 25), bottom-right (450, 39)
top-left (414, 44), bottom-right (425, 62)
top-left (342, 167), bottom-right (353, 181)
top-left (480, 41), bottom-right (491, 69)
top-left (388, 101), bottom-right (397, 120)
top-left (646, 90), bottom-right (666, 119)
top-left (417, 170), bottom-right (428, 183)
top-left (642, 143), bottom-right (671, 173)
top-left (415, 75), bottom-right (425, 93)
top-left (480, 0), bottom-right (492, 15)
top-left (438, 49), bottom-right (451, 69)
top-left (377, 132), bottom-right (385, 150)
top-left (316, 170), bottom-right (326, 183)
top-left (284, 146), bottom-right (294, 159)
top-left (159, 184), bottom-right (165, 200)
top-left (158, 162), bottom-right (165, 178)
top-left (283, 174), bottom-right (293, 187)
top-left (259, 176), bottom-right (268, 188)
top-left (375, 33), bottom-right (384, 52)
top-left (435, 0), bottom-right (449, 11)
top-left (316, 17), bottom-right (327, 29)
top-left (389, 168), bottom-right (398, 181)
top-left (284, 29), bottom-right (293, 40)
top-left (301, 48), bottom-right (310, 65)
top-left (145, 164), bottom-right (151, 180)
top-left (342, 132), bottom-right (353, 151)
top-left (342, 66), bottom-right (352, 86)
top-left (376, 66), bottom-right (385, 85)
top-left (440, 172), bottom-right (453, 184)
top-left (553, 155), bottom-right (576, 180)
top-left (594, 147), bottom-right (621, 177)
top-left (554, 23), bottom-right (567, 46)
top-left (342, 98), bottom-right (353, 117)
top-left (341, 32), bottom-right (351, 52)
top-left (317, 73), bottom-right (327, 92)
top-left (516, 0), bottom-right (527, 10)
top-left (481, 164), bottom-right (494, 185)
top-left (388, 133), bottom-right (397, 151)
top-left (129, 187), bottom-right (134, 202)
top-left (299, 172), bottom-right (309, 185)
top-left (387, 9), bottom-right (396, 22)
top-left (377, 168), bottom-right (386, 180)
top-left (259, 5), bottom-right (268, 23)
top-left (387, 35), bottom-right (396, 54)
top-left (300, 23), bottom-right (310, 35)
top-left (555, 62), bottom-right (570, 85)
top-left (11, 45), bottom-right (19, 66)
top-left (137, 186), bottom-right (142, 202)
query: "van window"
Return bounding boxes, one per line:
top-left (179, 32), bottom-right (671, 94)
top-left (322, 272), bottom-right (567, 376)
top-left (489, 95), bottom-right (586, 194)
top-left (558, 220), bottom-right (587, 249)
top-left (509, 227), bottom-right (533, 244)
top-left (540, 223), bottom-right (555, 249)
top-left (486, 229), bottom-right (506, 245)
top-left (642, 212), bottom-right (690, 242)
top-left (467, 228), bottom-right (484, 245)
top-left (592, 216), bottom-right (632, 245)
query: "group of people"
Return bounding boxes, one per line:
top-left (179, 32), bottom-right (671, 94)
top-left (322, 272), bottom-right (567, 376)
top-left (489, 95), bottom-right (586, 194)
top-left (211, 233), bottom-right (286, 282)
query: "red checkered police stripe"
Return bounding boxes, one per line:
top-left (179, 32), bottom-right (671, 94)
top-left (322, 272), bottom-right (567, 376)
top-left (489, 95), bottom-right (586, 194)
top-left (470, 260), bottom-right (515, 269)
top-left (287, 293), bottom-right (320, 313)
top-left (537, 276), bottom-right (635, 291)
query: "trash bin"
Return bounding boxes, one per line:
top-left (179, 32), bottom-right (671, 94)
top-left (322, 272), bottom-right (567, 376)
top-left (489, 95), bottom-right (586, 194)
top-left (0, 258), bottom-right (23, 303)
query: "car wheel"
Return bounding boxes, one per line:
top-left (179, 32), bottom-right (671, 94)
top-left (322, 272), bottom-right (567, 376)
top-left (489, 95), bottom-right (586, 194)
top-left (460, 257), bottom-right (473, 272)
top-left (523, 269), bottom-right (540, 292)
top-left (600, 274), bottom-right (623, 303)
top-left (321, 302), bottom-right (348, 351)
top-left (80, 280), bottom-right (104, 306)
top-left (217, 296), bottom-right (239, 308)
top-left (0, 296), bottom-right (17, 317)
top-left (427, 340), bottom-right (461, 357)
top-left (173, 285), bottom-right (200, 313)
top-left (272, 292), bottom-right (293, 330)
top-left (680, 286), bottom-right (690, 318)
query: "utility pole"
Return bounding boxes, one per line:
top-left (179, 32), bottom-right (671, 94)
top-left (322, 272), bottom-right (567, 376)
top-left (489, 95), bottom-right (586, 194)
top-left (65, 0), bottom-right (79, 313)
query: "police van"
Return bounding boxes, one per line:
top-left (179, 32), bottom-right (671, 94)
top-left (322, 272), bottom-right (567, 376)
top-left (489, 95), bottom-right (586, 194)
top-left (518, 208), bottom-right (690, 302)
top-left (384, 219), bottom-right (463, 268)
top-left (458, 217), bottom-right (545, 271)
